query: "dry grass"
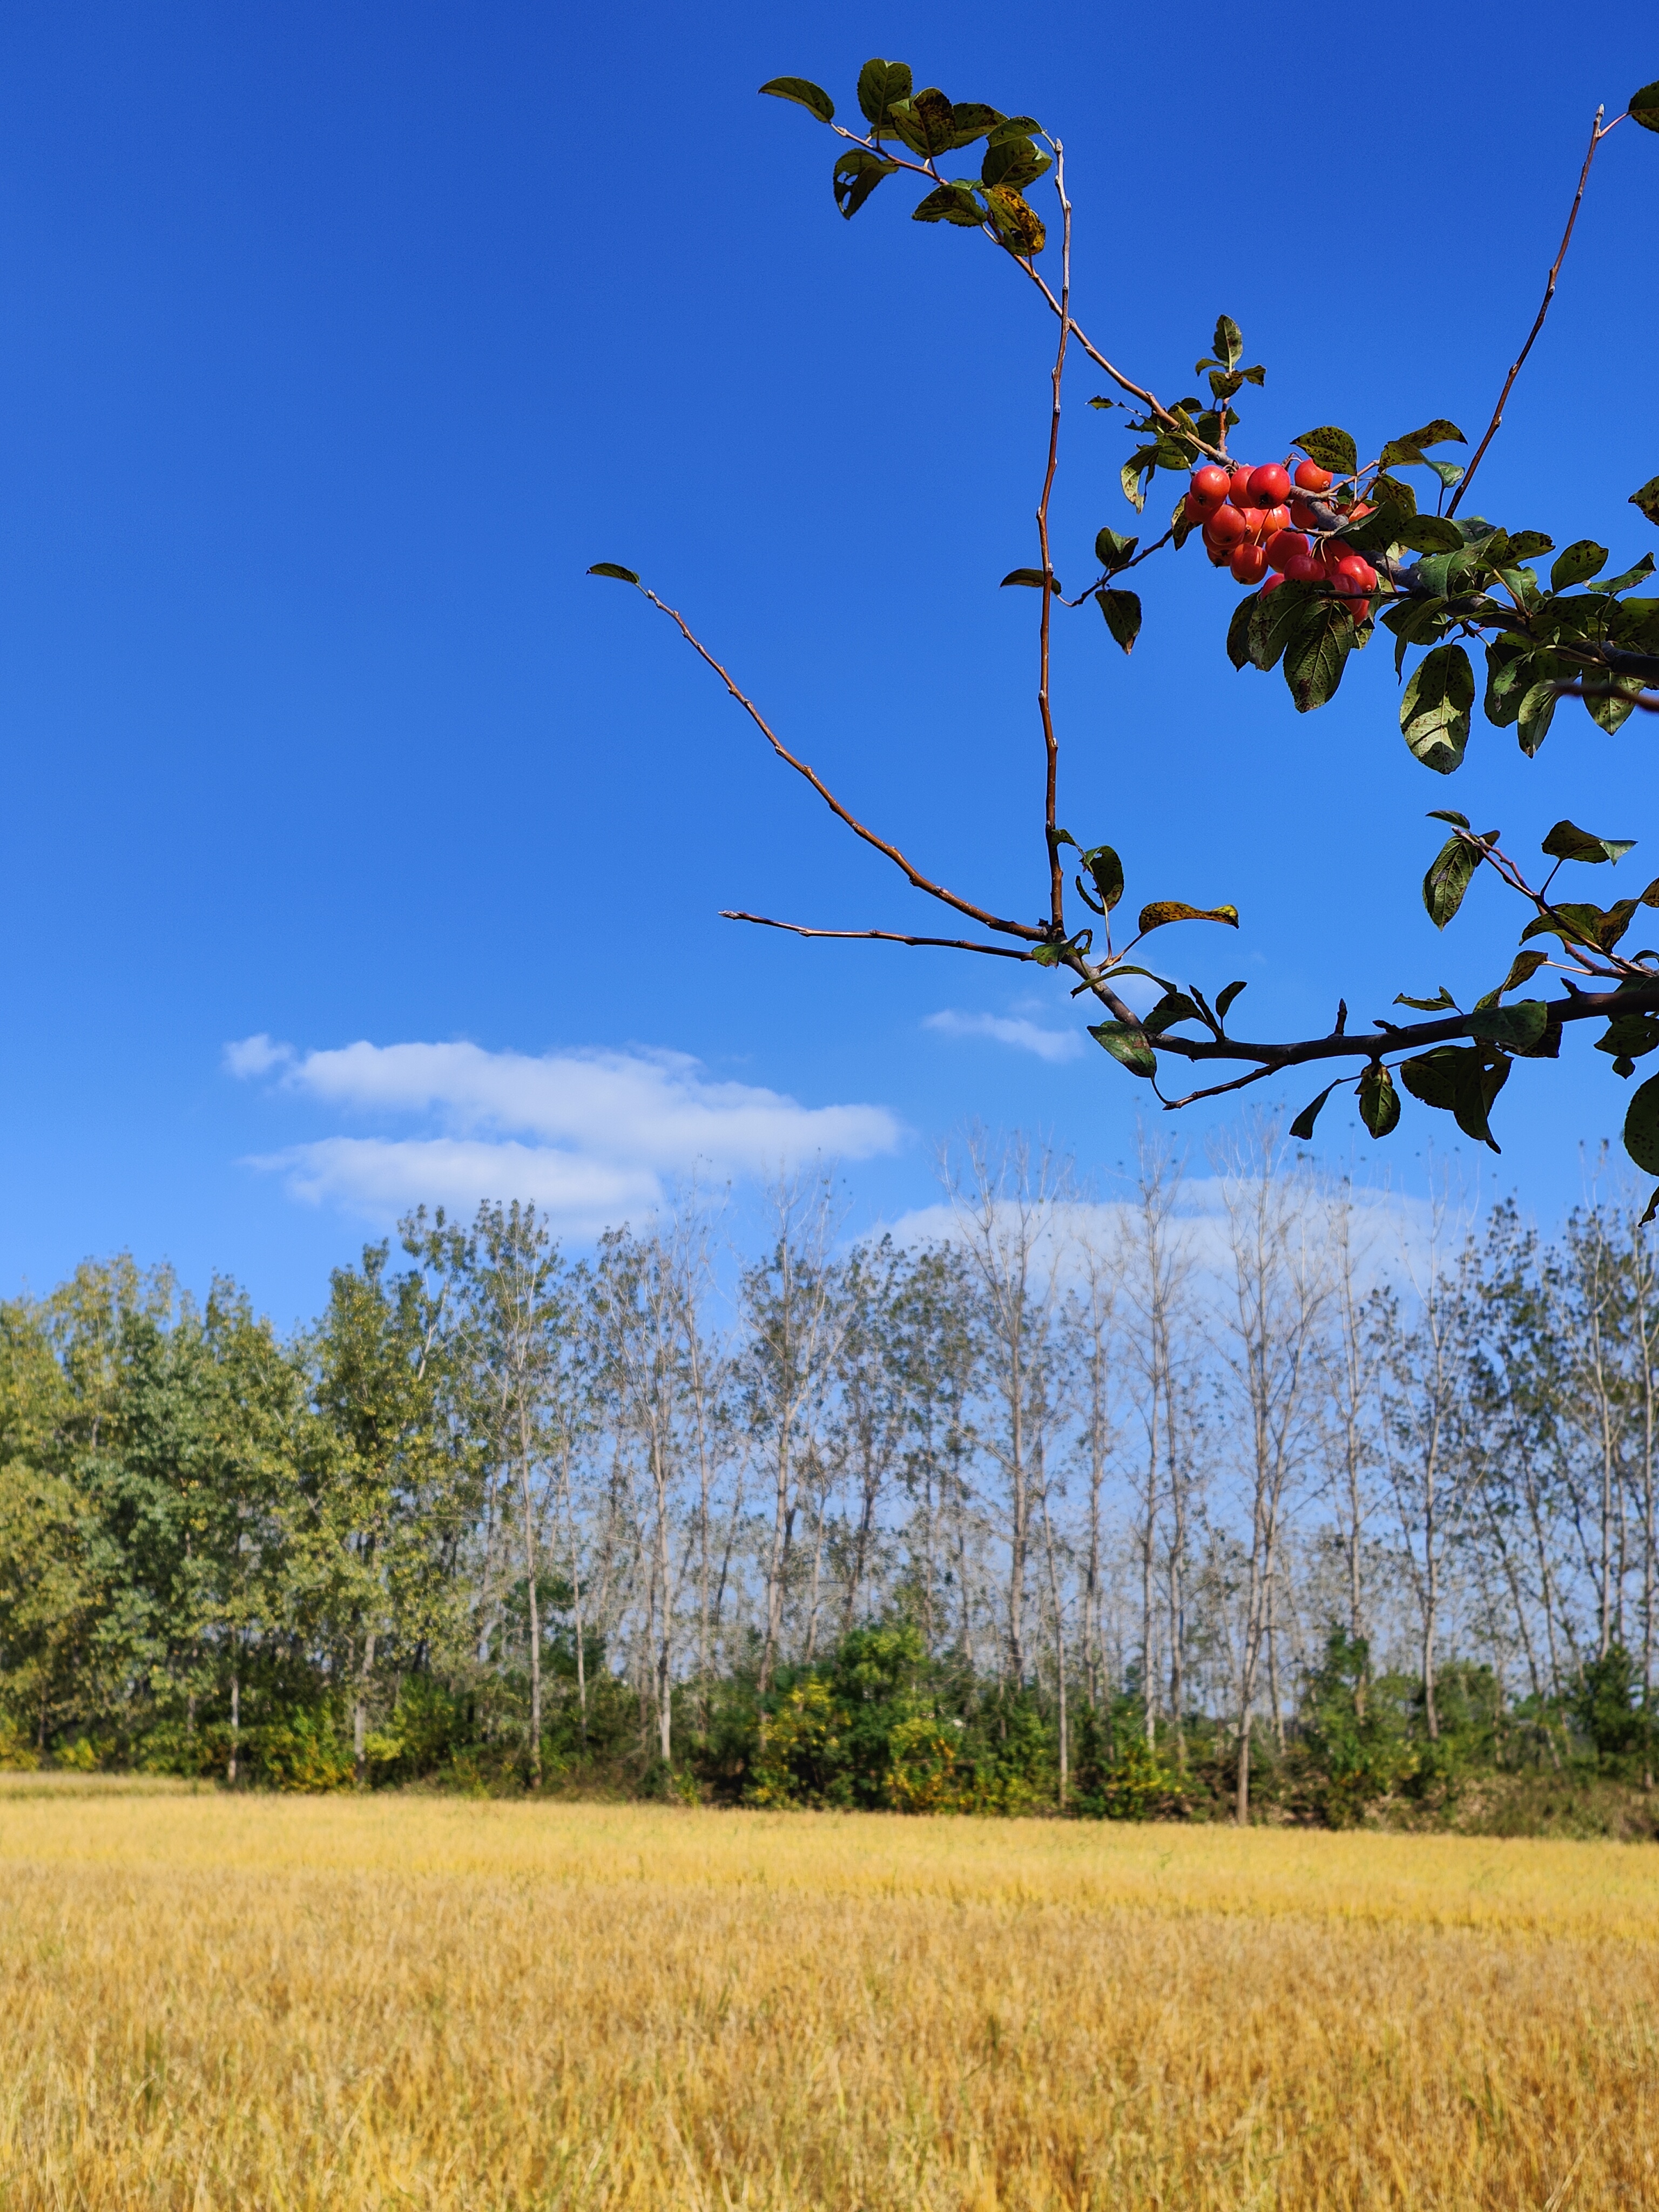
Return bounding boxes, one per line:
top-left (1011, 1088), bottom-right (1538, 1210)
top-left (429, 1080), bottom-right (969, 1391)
top-left (1, 1793), bottom-right (1657, 2208)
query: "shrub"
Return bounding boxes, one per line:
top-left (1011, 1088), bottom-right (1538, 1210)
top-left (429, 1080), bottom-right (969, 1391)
top-left (885, 1715), bottom-right (968, 1813)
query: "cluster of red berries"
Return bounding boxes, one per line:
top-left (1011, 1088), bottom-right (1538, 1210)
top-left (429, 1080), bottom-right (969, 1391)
top-left (1185, 459), bottom-right (1378, 623)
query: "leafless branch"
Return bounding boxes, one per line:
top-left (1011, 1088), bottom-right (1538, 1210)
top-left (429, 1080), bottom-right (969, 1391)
top-left (1448, 104), bottom-right (1610, 516)
top-left (636, 587), bottom-right (1043, 943)
top-left (720, 913), bottom-right (1034, 960)
top-left (1037, 146), bottom-right (1071, 933)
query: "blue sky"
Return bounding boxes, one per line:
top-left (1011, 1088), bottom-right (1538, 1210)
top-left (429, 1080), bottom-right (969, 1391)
top-left (0, 1), bottom-right (1655, 1324)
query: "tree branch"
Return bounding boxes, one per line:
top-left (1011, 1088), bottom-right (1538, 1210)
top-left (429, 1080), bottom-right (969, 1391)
top-left (1037, 145), bottom-right (1071, 934)
top-left (635, 586), bottom-right (1044, 942)
top-left (1448, 103), bottom-right (1609, 517)
top-left (719, 913), bottom-right (1035, 959)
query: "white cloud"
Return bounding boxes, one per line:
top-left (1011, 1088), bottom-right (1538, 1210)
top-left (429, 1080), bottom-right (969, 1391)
top-left (924, 1009), bottom-right (1085, 1063)
top-left (227, 1037), bottom-right (902, 1232)
top-left (222, 1033), bottom-right (294, 1079)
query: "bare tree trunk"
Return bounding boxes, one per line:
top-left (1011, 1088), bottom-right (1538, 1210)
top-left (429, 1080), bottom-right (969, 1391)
top-left (519, 1411), bottom-right (543, 1788)
top-left (1041, 1480), bottom-right (1068, 1806)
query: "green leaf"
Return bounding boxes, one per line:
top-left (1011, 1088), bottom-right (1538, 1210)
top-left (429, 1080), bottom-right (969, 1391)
top-left (885, 86), bottom-right (957, 154)
top-left (1550, 539), bottom-right (1609, 590)
top-left (1368, 473), bottom-right (1418, 514)
top-left (1000, 567), bottom-right (1061, 591)
top-left (1096, 588), bottom-right (1143, 653)
top-left (1292, 426), bottom-right (1357, 477)
top-left (1519, 899), bottom-right (1638, 953)
top-left (1626, 1074), bottom-right (1659, 1174)
top-left (1516, 679), bottom-right (1560, 758)
top-left (981, 135), bottom-right (1050, 190)
top-left (1226, 592), bottom-right (1259, 671)
top-left (1427, 808), bottom-right (1471, 828)
top-left (1387, 596), bottom-right (1452, 676)
top-left (982, 184), bottom-right (1046, 256)
top-left (1629, 80), bottom-right (1659, 133)
top-left (1596, 1013), bottom-right (1659, 1065)
top-left (1483, 635), bottom-right (1537, 728)
top-left (1284, 602), bottom-right (1357, 713)
top-left (1137, 900), bottom-right (1239, 934)
top-left (833, 147), bottom-right (899, 218)
top-left (1631, 475), bottom-right (1659, 528)
top-left (1143, 990), bottom-right (1204, 1036)
top-left (1395, 986), bottom-right (1458, 1010)
top-left (1494, 948), bottom-right (1550, 997)
top-left (1088, 1020), bottom-right (1157, 1078)
top-left (1541, 819), bottom-right (1636, 865)
top-left (1591, 552), bottom-right (1656, 597)
top-left (1579, 676), bottom-right (1649, 736)
top-left (1422, 832), bottom-right (1479, 929)
top-left (1401, 644), bottom-right (1475, 773)
top-left (1080, 844), bottom-right (1124, 911)
top-left (986, 115), bottom-right (1043, 144)
top-left (1358, 1062), bottom-right (1401, 1139)
top-left (1399, 1047), bottom-right (1509, 1150)
top-left (1506, 531), bottom-right (1554, 563)
top-left (1095, 527), bottom-right (1138, 571)
top-left (1468, 999), bottom-right (1548, 1052)
top-left (1427, 461), bottom-right (1466, 489)
top-left (857, 57), bottom-right (913, 127)
top-left (913, 183), bottom-right (985, 227)
top-left (759, 77), bottom-right (835, 123)
top-left (1101, 964), bottom-right (1176, 991)
top-left (1395, 514), bottom-right (1466, 555)
top-left (1246, 579), bottom-right (1318, 672)
top-left (587, 562), bottom-right (640, 584)
top-left (1290, 1081), bottom-right (1341, 1142)
top-left (1386, 420), bottom-right (1466, 456)
top-left (1212, 314), bottom-right (1244, 372)
top-left (944, 103), bottom-right (1002, 147)
top-left (1216, 979), bottom-right (1248, 1021)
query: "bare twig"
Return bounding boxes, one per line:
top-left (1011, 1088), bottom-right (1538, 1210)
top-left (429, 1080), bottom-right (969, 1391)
top-left (1017, 265), bottom-right (1228, 462)
top-left (1448, 104), bottom-right (1611, 516)
top-left (1037, 146), bottom-right (1072, 934)
top-left (636, 588), bottom-right (1043, 943)
top-left (720, 913), bottom-right (1034, 960)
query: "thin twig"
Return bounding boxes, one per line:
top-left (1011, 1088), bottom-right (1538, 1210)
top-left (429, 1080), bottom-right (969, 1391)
top-left (1017, 264), bottom-right (1227, 462)
top-left (1448, 104), bottom-right (1609, 516)
top-left (1037, 145), bottom-right (1071, 933)
top-left (720, 913), bottom-right (1034, 960)
top-left (1159, 1061), bottom-right (1286, 1111)
top-left (636, 588), bottom-right (1043, 942)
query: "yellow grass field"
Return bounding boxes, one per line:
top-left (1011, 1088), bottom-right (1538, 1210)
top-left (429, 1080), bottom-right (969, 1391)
top-left (2, 1782), bottom-right (1657, 2209)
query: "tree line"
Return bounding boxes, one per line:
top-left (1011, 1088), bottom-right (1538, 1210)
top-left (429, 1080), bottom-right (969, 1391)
top-left (2, 1128), bottom-right (1656, 1824)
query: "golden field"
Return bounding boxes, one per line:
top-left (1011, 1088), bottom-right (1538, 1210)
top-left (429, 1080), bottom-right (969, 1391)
top-left (1, 1783), bottom-right (1657, 2208)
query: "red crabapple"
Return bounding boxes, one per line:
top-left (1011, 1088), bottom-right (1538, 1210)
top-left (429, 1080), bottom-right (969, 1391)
top-left (1190, 464), bottom-right (1230, 507)
top-left (1247, 462), bottom-right (1291, 506)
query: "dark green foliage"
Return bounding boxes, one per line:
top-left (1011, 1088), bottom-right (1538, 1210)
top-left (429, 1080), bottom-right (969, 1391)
top-left (1573, 1644), bottom-right (1644, 1766)
top-left (1297, 1630), bottom-right (1413, 1825)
